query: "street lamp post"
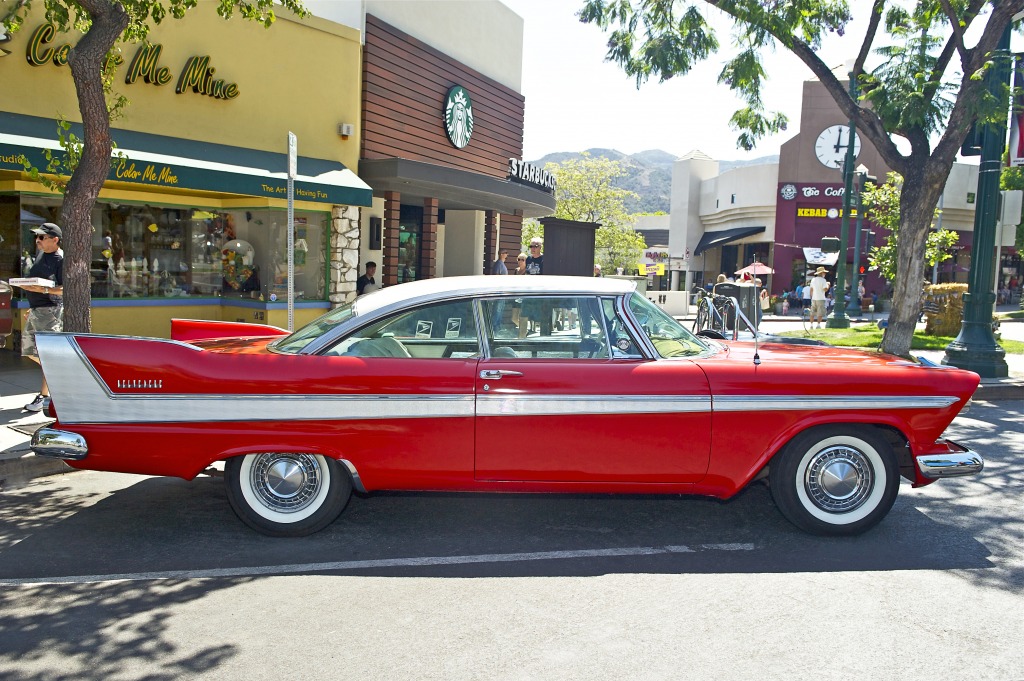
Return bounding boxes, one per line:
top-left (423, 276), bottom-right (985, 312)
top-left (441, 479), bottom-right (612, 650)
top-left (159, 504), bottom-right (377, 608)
top-left (845, 165), bottom-right (874, 317)
top-left (942, 25), bottom-right (1010, 377)
top-left (826, 75), bottom-right (858, 329)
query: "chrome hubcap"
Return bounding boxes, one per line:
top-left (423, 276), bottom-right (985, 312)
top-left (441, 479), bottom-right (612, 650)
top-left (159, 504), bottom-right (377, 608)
top-left (804, 446), bottom-right (873, 513)
top-left (250, 454), bottom-right (322, 513)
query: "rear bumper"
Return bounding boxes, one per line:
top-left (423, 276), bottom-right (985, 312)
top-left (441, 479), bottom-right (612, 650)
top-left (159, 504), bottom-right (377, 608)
top-left (916, 440), bottom-right (983, 479)
top-left (31, 427), bottom-right (88, 461)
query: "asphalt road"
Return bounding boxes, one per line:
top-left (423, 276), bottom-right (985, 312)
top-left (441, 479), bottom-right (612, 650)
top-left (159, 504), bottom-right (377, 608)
top-left (0, 400), bottom-right (1020, 680)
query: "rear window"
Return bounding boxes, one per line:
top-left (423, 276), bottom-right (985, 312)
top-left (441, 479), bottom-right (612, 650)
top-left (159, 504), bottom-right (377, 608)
top-left (271, 302), bottom-right (357, 354)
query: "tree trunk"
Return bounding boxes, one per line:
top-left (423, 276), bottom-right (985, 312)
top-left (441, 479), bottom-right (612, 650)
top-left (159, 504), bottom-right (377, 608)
top-left (61, 1), bottom-right (128, 333)
top-left (879, 164), bottom-right (944, 357)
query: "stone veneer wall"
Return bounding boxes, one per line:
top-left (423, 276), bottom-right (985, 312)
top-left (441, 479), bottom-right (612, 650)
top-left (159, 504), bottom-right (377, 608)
top-left (330, 205), bottom-right (361, 305)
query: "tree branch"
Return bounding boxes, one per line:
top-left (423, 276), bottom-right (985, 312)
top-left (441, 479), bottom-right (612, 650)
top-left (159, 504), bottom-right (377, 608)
top-left (853, 0), bottom-right (885, 77)
top-left (932, 0), bottom-right (1024, 166)
top-left (799, 42), bottom-right (907, 173)
top-left (928, 0), bottom-right (986, 92)
top-left (939, 0), bottom-right (969, 63)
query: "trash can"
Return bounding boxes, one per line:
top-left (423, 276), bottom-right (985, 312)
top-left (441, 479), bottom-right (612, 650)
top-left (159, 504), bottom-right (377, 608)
top-left (713, 282), bottom-right (760, 329)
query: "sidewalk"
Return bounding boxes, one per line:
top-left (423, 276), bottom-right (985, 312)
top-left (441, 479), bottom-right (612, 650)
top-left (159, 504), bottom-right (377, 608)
top-left (0, 351), bottom-right (72, 489)
top-left (0, 319), bottom-right (1021, 489)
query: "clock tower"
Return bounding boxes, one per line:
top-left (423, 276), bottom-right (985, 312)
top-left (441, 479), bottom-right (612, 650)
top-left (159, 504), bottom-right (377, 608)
top-left (773, 75), bottom-right (890, 292)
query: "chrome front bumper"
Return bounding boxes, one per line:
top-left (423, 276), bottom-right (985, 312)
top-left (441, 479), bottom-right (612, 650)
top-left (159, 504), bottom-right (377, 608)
top-left (31, 427), bottom-right (88, 461)
top-left (916, 440), bottom-right (984, 479)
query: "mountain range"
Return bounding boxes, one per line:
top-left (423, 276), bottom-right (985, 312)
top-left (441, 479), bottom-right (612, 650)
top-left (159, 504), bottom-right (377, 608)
top-left (530, 149), bottom-right (779, 214)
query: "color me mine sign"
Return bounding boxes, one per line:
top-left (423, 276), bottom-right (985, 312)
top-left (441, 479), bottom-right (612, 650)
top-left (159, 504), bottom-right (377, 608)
top-left (26, 23), bottom-right (240, 100)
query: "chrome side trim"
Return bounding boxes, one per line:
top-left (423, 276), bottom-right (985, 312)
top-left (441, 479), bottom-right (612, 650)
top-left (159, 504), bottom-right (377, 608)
top-left (713, 395), bottom-right (960, 411)
top-left (31, 428), bottom-right (88, 460)
top-left (477, 394), bottom-right (711, 416)
top-left (338, 459), bottom-right (367, 493)
top-left (55, 393), bottom-right (477, 425)
top-left (916, 451), bottom-right (984, 478)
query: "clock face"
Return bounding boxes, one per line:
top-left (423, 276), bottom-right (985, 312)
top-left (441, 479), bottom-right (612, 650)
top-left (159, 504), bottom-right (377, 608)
top-left (814, 124), bottom-right (861, 168)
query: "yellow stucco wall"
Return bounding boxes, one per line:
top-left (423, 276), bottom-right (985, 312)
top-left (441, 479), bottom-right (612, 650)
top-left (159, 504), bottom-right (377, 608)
top-left (1, 3), bottom-right (363, 170)
top-left (1, 5), bottom-right (360, 341)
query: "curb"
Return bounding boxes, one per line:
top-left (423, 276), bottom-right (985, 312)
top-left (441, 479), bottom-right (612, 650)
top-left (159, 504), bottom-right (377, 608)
top-left (0, 448), bottom-right (73, 490)
top-left (974, 381), bottom-right (1024, 402)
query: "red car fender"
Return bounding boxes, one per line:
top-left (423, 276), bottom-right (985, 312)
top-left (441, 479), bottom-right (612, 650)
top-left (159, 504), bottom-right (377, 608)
top-left (170, 318), bottom-right (288, 342)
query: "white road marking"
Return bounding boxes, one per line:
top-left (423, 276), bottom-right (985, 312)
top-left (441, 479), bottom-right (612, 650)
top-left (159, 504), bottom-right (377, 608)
top-left (0, 543), bottom-right (756, 586)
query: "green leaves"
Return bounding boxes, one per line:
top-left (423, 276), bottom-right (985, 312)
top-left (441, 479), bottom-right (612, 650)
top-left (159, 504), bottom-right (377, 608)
top-left (528, 153), bottom-right (648, 272)
top-left (863, 172), bottom-right (958, 282)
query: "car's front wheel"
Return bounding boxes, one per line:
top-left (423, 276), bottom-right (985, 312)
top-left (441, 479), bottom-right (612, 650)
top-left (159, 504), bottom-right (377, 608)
top-left (225, 453), bottom-right (352, 537)
top-left (770, 425), bottom-right (899, 536)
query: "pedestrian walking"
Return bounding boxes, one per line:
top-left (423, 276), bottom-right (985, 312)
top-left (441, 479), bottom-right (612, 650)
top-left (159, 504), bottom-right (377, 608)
top-left (21, 222), bottom-right (64, 412)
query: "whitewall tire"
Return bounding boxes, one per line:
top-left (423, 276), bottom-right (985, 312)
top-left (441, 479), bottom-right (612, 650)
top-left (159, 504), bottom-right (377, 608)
top-left (225, 453), bottom-right (352, 537)
top-left (770, 426), bottom-right (899, 536)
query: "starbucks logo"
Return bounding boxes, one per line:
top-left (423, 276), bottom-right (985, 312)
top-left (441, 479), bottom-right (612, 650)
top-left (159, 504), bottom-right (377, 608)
top-left (444, 86), bottom-right (474, 149)
top-left (780, 183), bottom-right (797, 200)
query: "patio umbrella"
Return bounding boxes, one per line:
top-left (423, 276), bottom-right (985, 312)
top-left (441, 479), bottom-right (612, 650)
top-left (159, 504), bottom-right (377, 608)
top-left (735, 262), bottom-right (774, 276)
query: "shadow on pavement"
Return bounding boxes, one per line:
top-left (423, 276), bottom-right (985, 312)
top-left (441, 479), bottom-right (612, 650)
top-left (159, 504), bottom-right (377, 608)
top-left (0, 473), bottom-right (996, 582)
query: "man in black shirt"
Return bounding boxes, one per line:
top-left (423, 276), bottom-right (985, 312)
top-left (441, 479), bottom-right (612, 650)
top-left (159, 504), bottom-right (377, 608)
top-left (525, 238), bottom-right (543, 274)
top-left (21, 222), bottom-right (64, 412)
top-left (356, 261), bottom-right (378, 296)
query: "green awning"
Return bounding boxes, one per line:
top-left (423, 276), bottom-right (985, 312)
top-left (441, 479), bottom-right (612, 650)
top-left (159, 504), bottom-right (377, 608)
top-left (0, 131), bottom-right (372, 207)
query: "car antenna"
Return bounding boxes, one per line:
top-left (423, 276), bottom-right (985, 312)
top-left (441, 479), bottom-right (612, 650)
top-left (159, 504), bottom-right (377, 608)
top-left (752, 322), bottom-right (761, 366)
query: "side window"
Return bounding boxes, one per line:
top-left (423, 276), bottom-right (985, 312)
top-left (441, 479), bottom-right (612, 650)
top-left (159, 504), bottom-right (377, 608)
top-left (323, 299), bottom-right (480, 358)
top-left (481, 296), bottom-right (609, 359)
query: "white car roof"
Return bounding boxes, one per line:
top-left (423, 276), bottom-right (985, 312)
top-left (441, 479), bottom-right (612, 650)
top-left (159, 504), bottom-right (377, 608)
top-left (353, 275), bottom-right (636, 316)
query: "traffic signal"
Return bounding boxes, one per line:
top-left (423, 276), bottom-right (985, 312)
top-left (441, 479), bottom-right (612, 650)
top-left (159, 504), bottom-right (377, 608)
top-left (859, 266), bottom-right (866, 274)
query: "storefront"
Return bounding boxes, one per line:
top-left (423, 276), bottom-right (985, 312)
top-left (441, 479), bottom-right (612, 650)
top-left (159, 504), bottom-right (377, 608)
top-left (356, 13), bottom-right (555, 283)
top-left (774, 182), bottom-right (885, 294)
top-left (0, 6), bottom-right (370, 345)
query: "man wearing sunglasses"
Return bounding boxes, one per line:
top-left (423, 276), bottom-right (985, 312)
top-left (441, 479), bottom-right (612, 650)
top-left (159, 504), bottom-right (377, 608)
top-left (525, 238), bottom-right (543, 275)
top-left (21, 222), bottom-right (64, 412)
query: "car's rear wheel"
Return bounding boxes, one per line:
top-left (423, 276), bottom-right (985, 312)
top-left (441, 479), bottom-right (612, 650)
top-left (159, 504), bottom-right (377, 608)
top-left (769, 425), bottom-right (899, 536)
top-left (225, 453), bottom-right (352, 537)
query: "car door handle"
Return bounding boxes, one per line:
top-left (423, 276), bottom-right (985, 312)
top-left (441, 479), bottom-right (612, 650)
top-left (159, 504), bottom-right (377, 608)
top-left (480, 369), bottom-right (523, 379)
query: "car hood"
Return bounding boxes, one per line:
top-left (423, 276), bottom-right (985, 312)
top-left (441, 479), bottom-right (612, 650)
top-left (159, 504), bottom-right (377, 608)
top-left (697, 339), bottom-right (980, 400)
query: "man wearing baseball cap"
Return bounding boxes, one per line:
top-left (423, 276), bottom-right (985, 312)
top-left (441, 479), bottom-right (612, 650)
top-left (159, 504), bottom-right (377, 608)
top-left (21, 222), bottom-right (64, 412)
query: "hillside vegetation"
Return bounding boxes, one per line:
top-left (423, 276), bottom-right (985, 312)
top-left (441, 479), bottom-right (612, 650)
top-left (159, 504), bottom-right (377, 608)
top-left (531, 149), bottom-right (778, 214)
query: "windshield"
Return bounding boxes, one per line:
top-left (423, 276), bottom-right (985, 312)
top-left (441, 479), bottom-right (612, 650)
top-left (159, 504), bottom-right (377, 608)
top-left (627, 294), bottom-right (709, 358)
top-left (271, 302), bottom-right (357, 354)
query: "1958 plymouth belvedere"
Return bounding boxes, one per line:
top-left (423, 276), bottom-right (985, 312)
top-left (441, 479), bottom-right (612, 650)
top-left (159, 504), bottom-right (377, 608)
top-left (31, 276), bottom-right (983, 537)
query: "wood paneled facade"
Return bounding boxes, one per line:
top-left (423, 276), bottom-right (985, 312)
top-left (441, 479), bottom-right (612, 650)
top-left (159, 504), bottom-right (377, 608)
top-left (359, 15), bottom-right (554, 283)
top-left (362, 15), bottom-right (524, 177)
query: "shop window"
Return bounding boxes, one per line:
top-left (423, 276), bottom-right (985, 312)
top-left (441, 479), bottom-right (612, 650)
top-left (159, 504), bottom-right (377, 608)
top-left (0, 195), bottom-right (24, 284)
top-left (14, 198), bottom-right (329, 301)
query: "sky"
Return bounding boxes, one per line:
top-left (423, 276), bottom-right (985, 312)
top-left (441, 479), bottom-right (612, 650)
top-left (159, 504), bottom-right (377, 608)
top-left (502, 0), bottom-right (877, 162)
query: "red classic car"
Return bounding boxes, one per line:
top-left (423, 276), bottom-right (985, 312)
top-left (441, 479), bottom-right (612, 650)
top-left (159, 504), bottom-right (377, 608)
top-left (31, 275), bottom-right (982, 537)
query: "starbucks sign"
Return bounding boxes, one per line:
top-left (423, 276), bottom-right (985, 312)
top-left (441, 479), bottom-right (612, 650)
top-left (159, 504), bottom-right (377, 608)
top-left (443, 85), bottom-right (474, 149)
